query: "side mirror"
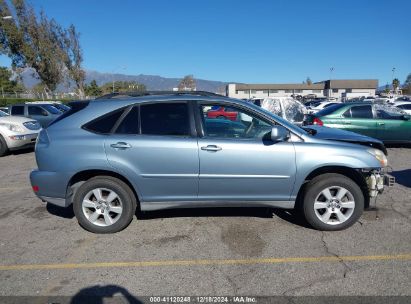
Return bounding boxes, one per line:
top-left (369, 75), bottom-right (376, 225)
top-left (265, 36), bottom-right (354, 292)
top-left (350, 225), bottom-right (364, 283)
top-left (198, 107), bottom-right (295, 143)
top-left (270, 125), bottom-right (290, 142)
top-left (403, 114), bottom-right (410, 121)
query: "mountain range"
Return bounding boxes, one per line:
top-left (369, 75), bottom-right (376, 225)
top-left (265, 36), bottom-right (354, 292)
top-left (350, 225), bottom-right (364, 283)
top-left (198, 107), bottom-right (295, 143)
top-left (20, 68), bottom-right (228, 93)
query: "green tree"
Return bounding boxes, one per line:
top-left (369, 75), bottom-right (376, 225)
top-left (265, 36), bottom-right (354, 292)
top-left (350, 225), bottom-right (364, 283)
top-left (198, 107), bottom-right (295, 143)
top-left (402, 73), bottom-right (411, 95)
top-left (178, 75), bottom-right (196, 91)
top-left (84, 80), bottom-right (102, 97)
top-left (0, 66), bottom-right (24, 96)
top-left (392, 78), bottom-right (400, 94)
top-left (101, 81), bottom-right (146, 94)
top-left (306, 77), bottom-right (312, 85)
top-left (384, 84), bottom-right (390, 94)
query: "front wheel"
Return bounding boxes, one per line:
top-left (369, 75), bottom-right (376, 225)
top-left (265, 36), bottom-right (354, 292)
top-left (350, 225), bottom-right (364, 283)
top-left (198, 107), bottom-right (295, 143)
top-left (73, 176), bottom-right (137, 233)
top-left (302, 173), bottom-right (364, 231)
top-left (0, 135), bottom-right (9, 157)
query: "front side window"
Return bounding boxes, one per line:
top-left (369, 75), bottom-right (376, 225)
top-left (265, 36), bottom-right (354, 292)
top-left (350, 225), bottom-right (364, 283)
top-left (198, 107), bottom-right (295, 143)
top-left (350, 105), bottom-right (373, 119)
top-left (140, 103), bottom-right (190, 136)
top-left (201, 104), bottom-right (272, 139)
top-left (11, 106), bottom-right (24, 115)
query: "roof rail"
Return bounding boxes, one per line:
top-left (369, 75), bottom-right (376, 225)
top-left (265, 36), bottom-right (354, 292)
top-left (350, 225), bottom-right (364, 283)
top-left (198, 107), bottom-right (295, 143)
top-left (95, 91), bottom-right (223, 100)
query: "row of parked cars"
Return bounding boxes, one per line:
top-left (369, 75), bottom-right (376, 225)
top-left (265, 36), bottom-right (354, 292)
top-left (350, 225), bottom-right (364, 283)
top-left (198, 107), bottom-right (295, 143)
top-left (0, 102), bottom-right (68, 156)
top-left (238, 96), bottom-right (411, 144)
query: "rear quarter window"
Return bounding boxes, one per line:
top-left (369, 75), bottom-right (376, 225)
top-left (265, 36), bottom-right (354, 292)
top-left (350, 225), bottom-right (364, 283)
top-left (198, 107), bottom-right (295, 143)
top-left (11, 106), bottom-right (24, 115)
top-left (316, 103), bottom-right (346, 116)
top-left (83, 109), bottom-right (125, 134)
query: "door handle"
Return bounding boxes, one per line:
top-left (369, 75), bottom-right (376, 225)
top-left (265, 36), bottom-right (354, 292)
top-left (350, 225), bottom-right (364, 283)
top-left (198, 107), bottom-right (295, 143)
top-left (110, 142), bottom-right (132, 149)
top-left (378, 122), bottom-right (385, 126)
top-left (201, 145), bottom-right (222, 152)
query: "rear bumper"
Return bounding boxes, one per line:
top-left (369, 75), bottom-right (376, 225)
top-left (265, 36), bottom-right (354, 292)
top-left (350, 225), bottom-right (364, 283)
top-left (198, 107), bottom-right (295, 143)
top-left (30, 170), bottom-right (72, 207)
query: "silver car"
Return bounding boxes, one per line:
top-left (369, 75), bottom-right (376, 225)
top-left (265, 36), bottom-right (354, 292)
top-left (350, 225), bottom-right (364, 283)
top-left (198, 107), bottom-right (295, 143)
top-left (30, 92), bottom-right (392, 233)
top-left (0, 110), bottom-right (41, 156)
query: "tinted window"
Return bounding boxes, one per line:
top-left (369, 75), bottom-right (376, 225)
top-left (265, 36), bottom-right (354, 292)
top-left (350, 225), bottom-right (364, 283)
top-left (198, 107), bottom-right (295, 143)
top-left (140, 103), bottom-right (189, 136)
top-left (350, 105), bottom-right (373, 119)
top-left (398, 104), bottom-right (411, 110)
top-left (11, 106), bottom-right (24, 115)
top-left (41, 104), bottom-right (61, 115)
top-left (115, 106), bottom-right (139, 134)
top-left (84, 109), bottom-right (124, 134)
top-left (316, 103), bottom-right (346, 116)
top-left (28, 106), bottom-right (45, 116)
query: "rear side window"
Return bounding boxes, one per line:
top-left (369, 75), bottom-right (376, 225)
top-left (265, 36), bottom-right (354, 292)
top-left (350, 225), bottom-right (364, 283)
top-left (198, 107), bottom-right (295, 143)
top-left (11, 106), bottom-right (24, 115)
top-left (115, 106), bottom-right (139, 134)
top-left (350, 105), bottom-right (373, 119)
top-left (28, 106), bottom-right (45, 116)
top-left (84, 109), bottom-right (124, 134)
top-left (316, 103), bottom-right (346, 116)
top-left (140, 103), bottom-right (189, 136)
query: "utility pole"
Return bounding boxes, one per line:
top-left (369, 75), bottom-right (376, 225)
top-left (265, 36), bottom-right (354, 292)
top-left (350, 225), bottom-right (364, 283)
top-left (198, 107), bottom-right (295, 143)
top-left (329, 67), bottom-right (334, 98)
top-left (391, 67), bottom-right (396, 95)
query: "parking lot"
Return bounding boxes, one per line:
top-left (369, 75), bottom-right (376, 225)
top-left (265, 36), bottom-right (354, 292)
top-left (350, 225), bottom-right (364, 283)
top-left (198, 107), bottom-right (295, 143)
top-left (0, 147), bottom-right (410, 299)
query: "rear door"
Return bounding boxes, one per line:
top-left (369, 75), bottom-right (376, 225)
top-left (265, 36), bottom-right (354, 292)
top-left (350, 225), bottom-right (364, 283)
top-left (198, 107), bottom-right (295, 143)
top-left (341, 105), bottom-right (377, 138)
top-left (104, 102), bottom-right (199, 203)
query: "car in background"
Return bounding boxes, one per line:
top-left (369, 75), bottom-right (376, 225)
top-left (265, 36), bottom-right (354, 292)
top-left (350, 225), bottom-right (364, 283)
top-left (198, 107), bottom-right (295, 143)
top-left (9, 103), bottom-right (62, 128)
top-left (206, 106), bottom-right (238, 121)
top-left (0, 110), bottom-right (41, 156)
top-left (0, 107), bottom-right (9, 114)
top-left (303, 103), bottom-right (411, 143)
top-left (394, 102), bottom-right (411, 115)
top-left (307, 101), bottom-right (341, 114)
top-left (31, 92), bottom-right (392, 233)
top-left (261, 97), bottom-right (307, 125)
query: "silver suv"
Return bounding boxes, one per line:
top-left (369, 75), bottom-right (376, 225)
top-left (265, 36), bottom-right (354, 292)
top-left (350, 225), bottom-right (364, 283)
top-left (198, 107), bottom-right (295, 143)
top-left (30, 92), bottom-right (392, 233)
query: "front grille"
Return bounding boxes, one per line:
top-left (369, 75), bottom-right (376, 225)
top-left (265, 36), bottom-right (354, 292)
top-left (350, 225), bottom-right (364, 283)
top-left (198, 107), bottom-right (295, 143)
top-left (23, 121), bottom-right (41, 130)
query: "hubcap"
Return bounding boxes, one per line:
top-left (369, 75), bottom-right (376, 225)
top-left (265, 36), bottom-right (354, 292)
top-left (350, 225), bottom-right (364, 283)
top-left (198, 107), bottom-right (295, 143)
top-left (81, 188), bottom-right (123, 227)
top-left (313, 186), bottom-right (355, 225)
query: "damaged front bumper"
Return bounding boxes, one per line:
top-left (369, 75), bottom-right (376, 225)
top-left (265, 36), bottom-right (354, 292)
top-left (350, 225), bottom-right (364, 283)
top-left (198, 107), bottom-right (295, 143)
top-left (364, 169), bottom-right (395, 198)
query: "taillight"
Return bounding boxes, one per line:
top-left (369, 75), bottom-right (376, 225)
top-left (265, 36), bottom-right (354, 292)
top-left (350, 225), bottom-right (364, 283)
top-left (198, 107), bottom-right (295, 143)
top-left (313, 117), bottom-right (323, 126)
top-left (32, 185), bottom-right (39, 192)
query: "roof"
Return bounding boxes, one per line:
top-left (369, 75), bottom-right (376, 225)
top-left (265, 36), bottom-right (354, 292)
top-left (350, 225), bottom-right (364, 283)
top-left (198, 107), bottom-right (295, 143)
top-left (327, 80), bottom-right (378, 89)
top-left (235, 83), bottom-right (325, 90)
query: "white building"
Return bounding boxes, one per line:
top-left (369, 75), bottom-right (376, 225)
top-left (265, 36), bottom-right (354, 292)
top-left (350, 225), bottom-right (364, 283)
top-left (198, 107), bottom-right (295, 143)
top-left (226, 79), bottom-right (378, 100)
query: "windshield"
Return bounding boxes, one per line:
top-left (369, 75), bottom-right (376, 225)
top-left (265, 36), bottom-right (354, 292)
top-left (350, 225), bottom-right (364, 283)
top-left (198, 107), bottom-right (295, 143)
top-left (53, 103), bottom-right (71, 112)
top-left (0, 110), bottom-right (8, 117)
top-left (41, 104), bottom-right (62, 115)
top-left (316, 103), bottom-right (347, 116)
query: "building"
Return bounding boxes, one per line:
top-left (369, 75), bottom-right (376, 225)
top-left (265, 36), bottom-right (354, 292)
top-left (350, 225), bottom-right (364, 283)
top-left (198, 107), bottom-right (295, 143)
top-left (226, 79), bottom-right (378, 100)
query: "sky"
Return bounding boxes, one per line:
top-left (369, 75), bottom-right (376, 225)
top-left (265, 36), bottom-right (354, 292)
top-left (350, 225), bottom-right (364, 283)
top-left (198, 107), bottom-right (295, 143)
top-left (1, 0), bottom-right (410, 85)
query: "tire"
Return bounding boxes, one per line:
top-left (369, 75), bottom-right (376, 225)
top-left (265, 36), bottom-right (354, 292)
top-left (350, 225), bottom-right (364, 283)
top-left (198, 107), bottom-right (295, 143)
top-left (0, 135), bottom-right (8, 157)
top-left (73, 176), bottom-right (137, 233)
top-left (302, 173), bottom-right (364, 231)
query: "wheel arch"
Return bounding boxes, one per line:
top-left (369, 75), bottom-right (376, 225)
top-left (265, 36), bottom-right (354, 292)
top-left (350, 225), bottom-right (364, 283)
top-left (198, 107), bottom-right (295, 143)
top-left (66, 169), bottom-right (141, 206)
top-left (295, 165), bottom-right (370, 209)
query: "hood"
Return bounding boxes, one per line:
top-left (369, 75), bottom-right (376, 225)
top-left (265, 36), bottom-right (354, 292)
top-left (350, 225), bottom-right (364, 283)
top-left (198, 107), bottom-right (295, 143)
top-left (0, 116), bottom-right (38, 124)
top-left (302, 125), bottom-right (387, 155)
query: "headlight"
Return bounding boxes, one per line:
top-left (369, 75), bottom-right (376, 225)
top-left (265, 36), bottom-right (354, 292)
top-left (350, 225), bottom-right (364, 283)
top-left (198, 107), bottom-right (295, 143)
top-left (0, 123), bottom-right (25, 133)
top-left (367, 148), bottom-right (388, 167)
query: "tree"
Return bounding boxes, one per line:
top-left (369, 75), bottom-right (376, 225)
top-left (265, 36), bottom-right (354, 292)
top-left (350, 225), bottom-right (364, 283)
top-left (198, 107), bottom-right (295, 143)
top-left (84, 80), bottom-right (102, 97)
top-left (402, 73), bottom-right (411, 95)
top-left (384, 84), bottom-right (390, 94)
top-left (101, 81), bottom-right (146, 94)
top-left (0, 66), bottom-right (24, 96)
top-left (306, 77), bottom-right (312, 85)
top-left (392, 78), bottom-right (400, 94)
top-left (178, 75), bottom-right (196, 91)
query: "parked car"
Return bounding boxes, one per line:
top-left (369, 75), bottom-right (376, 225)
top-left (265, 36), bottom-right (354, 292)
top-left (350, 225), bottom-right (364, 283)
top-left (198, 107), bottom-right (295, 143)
top-left (30, 92), bottom-right (392, 233)
top-left (0, 110), bottom-right (41, 156)
top-left (26, 101), bottom-right (71, 113)
top-left (307, 101), bottom-right (341, 114)
top-left (0, 107), bottom-right (9, 114)
top-left (9, 103), bottom-right (63, 128)
top-left (303, 103), bottom-right (411, 143)
top-left (394, 102), bottom-right (411, 115)
top-left (261, 97), bottom-right (307, 125)
top-left (206, 106), bottom-right (238, 121)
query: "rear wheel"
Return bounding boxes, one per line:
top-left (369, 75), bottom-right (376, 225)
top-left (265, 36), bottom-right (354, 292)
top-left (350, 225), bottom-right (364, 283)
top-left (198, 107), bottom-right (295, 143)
top-left (302, 173), bottom-right (364, 231)
top-left (0, 135), bottom-right (8, 157)
top-left (73, 176), bottom-right (136, 233)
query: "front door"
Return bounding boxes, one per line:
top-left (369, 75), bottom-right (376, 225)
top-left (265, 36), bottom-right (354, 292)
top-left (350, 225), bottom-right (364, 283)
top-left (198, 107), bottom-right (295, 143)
top-left (197, 103), bottom-right (296, 202)
top-left (105, 102), bottom-right (199, 203)
top-left (341, 105), bottom-right (377, 138)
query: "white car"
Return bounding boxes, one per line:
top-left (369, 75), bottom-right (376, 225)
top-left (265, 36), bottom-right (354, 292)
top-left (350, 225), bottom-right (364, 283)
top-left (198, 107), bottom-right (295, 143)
top-left (261, 97), bottom-right (307, 125)
top-left (394, 102), bottom-right (411, 115)
top-left (307, 101), bottom-right (341, 114)
top-left (0, 110), bottom-right (42, 156)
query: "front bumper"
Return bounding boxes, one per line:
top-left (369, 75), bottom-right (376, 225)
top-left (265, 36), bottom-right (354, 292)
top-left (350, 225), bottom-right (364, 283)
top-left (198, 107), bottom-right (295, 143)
top-left (5, 133), bottom-right (38, 150)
